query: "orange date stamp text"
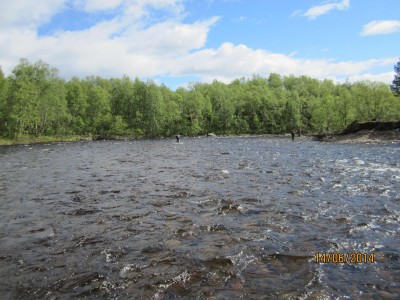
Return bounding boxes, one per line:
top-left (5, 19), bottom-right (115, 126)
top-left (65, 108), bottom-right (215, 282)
top-left (315, 252), bottom-right (375, 264)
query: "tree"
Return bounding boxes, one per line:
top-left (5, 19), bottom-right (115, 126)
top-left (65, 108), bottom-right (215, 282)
top-left (159, 84), bottom-right (182, 136)
top-left (6, 59), bottom-right (68, 137)
top-left (0, 67), bottom-right (8, 135)
top-left (3, 57), bottom-right (400, 140)
top-left (132, 80), bottom-right (164, 137)
top-left (229, 78), bottom-right (249, 133)
top-left (241, 76), bottom-right (272, 133)
top-left (390, 58), bottom-right (400, 96)
top-left (283, 75), bottom-right (317, 134)
top-left (207, 80), bottom-right (235, 134)
top-left (109, 76), bottom-right (135, 129)
top-left (335, 81), bottom-right (354, 130)
top-left (145, 81), bottom-right (164, 137)
top-left (351, 80), bottom-right (396, 122)
top-left (84, 76), bottom-right (112, 135)
top-left (180, 89), bottom-right (205, 135)
top-left (66, 77), bottom-right (87, 134)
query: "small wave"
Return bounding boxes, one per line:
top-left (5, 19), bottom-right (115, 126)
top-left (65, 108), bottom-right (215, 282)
top-left (65, 208), bottom-right (102, 215)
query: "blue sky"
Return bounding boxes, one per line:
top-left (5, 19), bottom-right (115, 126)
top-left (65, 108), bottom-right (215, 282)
top-left (0, 0), bottom-right (399, 89)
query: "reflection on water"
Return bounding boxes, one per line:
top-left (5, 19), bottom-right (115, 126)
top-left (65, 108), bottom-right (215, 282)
top-left (0, 137), bottom-right (399, 299)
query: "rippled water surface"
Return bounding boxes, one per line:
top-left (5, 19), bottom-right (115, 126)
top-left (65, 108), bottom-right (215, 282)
top-left (0, 137), bottom-right (399, 299)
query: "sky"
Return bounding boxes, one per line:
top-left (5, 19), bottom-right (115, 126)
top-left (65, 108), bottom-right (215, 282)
top-left (0, 0), bottom-right (399, 89)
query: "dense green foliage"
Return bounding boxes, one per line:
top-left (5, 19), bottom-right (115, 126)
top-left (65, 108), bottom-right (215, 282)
top-left (391, 58), bottom-right (400, 97)
top-left (0, 59), bottom-right (399, 139)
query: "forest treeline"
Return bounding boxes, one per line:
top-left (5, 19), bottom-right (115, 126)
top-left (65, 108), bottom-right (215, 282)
top-left (0, 58), bottom-right (399, 139)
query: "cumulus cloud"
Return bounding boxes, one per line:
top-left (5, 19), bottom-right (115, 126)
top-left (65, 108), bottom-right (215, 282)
top-left (73, 0), bottom-right (123, 12)
top-left (361, 20), bottom-right (400, 36)
top-left (123, 17), bottom-right (219, 55)
top-left (167, 43), bottom-right (394, 84)
top-left (345, 72), bottom-right (396, 84)
top-left (0, 0), bottom-right (394, 86)
top-left (0, 14), bottom-right (219, 78)
top-left (0, 0), bottom-right (199, 77)
top-left (303, 0), bottom-right (350, 20)
top-left (0, 0), bottom-right (66, 29)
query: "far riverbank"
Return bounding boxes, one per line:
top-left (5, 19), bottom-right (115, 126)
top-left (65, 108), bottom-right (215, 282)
top-left (0, 135), bottom-right (93, 146)
top-left (313, 121), bottom-right (400, 144)
top-left (1, 124), bottom-right (399, 146)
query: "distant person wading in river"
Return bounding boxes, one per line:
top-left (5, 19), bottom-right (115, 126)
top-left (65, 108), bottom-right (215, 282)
top-left (176, 134), bottom-right (180, 143)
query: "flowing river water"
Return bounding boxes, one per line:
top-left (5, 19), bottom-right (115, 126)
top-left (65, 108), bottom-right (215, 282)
top-left (0, 136), bottom-right (399, 299)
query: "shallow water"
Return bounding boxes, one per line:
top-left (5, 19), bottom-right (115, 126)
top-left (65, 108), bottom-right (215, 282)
top-left (0, 137), bottom-right (399, 299)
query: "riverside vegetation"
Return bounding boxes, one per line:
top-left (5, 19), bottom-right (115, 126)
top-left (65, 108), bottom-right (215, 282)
top-left (0, 58), bottom-right (399, 144)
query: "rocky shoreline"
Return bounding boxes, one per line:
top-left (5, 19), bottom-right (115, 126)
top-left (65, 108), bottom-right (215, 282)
top-left (313, 121), bottom-right (400, 144)
top-left (1, 121), bottom-right (399, 146)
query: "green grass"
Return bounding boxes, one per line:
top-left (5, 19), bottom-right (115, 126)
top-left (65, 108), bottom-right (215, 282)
top-left (0, 135), bottom-right (93, 146)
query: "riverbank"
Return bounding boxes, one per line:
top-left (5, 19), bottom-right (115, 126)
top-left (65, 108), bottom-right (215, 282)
top-left (314, 130), bottom-right (400, 144)
top-left (0, 133), bottom-right (312, 146)
top-left (313, 121), bottom-right (400, 144)
top-left (0, 135), bottom-right (94, 146)
top-left (2, 127), bottom-right (398, 146)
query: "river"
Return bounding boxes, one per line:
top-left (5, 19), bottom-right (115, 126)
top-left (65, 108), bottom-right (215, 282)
top-left (0, 136), bottom-right (399, 299)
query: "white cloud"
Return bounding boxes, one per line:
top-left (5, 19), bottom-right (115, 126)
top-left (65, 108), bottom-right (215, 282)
top-left (345, 72), bottom-right (395, 84)
top-left (0, 0), bottom-right (394, 87)
top-left (74, 0), bottom-right (123, 12)
top-left (0, 7), bottom-right (219, 78)
top-left (361, 20), bottom-right (400, 36)
top-left (123, 17), bottom-right (219, 55)
top-left (303, 0), bottom-right (350, 20)
top-left (73, 0), bottom-right (183, 13)
top-left (0, 0), bottom-right (66, 29)
top-left (167, 43), bottom-right (394, 84)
